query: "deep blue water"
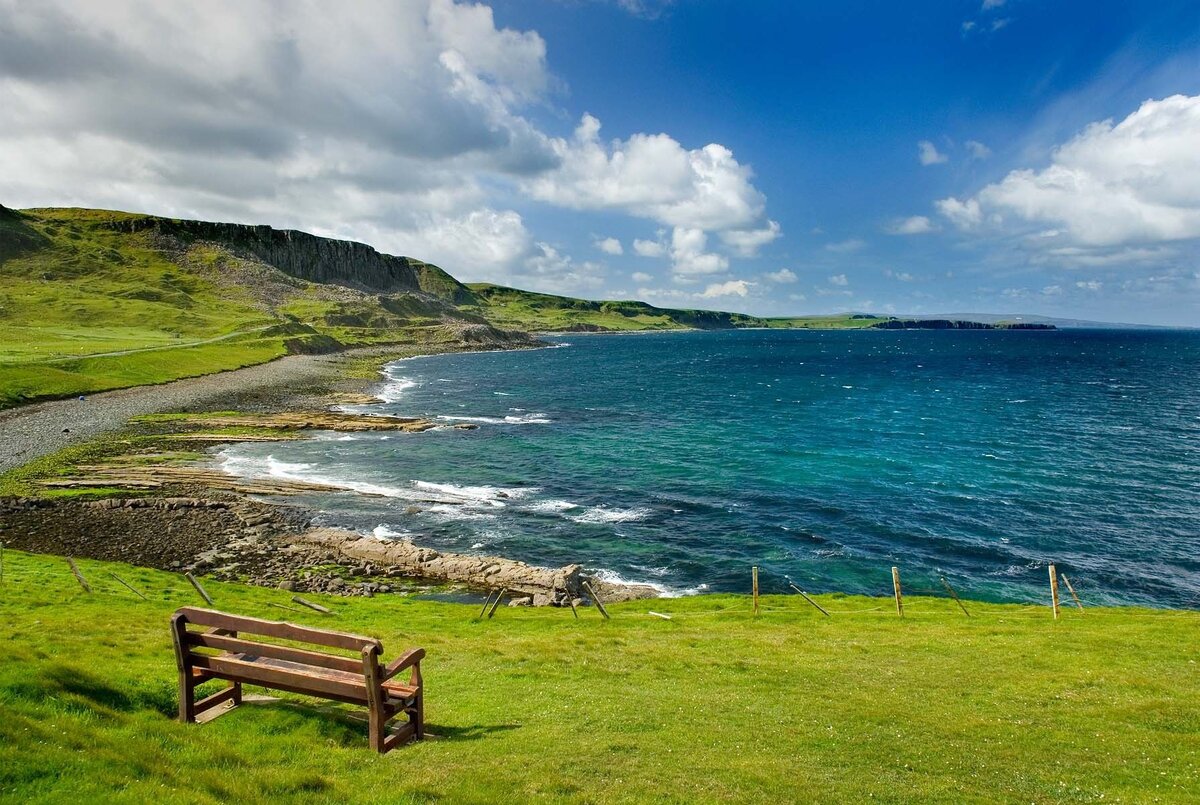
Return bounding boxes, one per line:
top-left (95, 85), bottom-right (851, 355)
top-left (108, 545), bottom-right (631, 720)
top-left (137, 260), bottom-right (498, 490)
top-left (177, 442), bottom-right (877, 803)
top-left (219, 329), bottom-right (1200, 607)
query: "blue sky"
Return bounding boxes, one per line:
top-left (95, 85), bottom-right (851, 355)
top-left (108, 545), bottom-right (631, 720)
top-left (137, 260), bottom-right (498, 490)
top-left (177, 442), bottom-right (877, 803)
top-left (1, 1), bottom-right (1198, 323)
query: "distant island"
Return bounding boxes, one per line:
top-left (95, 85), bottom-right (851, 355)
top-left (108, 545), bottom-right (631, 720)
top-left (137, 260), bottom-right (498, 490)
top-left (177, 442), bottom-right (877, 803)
top-left (870, 318), bottom-right (1056, 331)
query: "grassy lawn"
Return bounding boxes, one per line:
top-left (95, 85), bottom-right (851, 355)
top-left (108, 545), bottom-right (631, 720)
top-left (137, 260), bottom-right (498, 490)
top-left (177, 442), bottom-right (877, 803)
top-left (0, 549), bottom-right (1196, 803)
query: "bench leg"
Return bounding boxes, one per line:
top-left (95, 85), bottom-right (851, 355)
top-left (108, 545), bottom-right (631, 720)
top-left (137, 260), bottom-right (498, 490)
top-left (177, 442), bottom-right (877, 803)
top-left (178, 669), bottom-right (196, 723)
top-left (231, 680), bottom-right (242, 706)
top-left (369, 704), bottom-right (386, 754)
top-left (413, 692), bottom-right (424, 741)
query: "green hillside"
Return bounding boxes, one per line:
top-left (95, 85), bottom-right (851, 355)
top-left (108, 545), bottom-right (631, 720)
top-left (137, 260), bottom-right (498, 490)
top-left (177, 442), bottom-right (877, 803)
top-left (463, 283), bottom-right (877, 332)
top-left (0, 206), bottom-right (499, 406)
top-left (1, 549), bottom-right (1196, 802)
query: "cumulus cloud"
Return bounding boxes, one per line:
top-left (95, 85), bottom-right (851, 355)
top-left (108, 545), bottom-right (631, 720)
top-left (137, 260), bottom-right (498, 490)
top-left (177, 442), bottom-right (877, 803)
top-left (918, 140), bottom-right (948, 166)
top-left (720, 219), bottom-right (781, 257)
top-left (1076, 280), bottom-right (1103, 291)
top-left (938, 95), bottom-right (1200, 250)
top-left (886, 215), bottom-right (936, 235)
top-left (698, 280), bottom-right (752, 299)
top-left (765, 268), bottom-right (797, 283)
top-left (632, 237), bottom-right (667, 257)
top-left (669, 227), bottom-right (728, 275)
top-left (631, 271), bottom-right (653, 283)
top-left (594, 236), bottom-right (623, 255)
top-left (828, 274), bottom-right (849, 286)
top-left (526, 113), bottom-right (769, 233)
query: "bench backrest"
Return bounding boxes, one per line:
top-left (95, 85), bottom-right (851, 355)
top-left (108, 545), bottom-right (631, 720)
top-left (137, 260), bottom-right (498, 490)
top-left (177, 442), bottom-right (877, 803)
top-left (172, 607), bottom-right (384, 679)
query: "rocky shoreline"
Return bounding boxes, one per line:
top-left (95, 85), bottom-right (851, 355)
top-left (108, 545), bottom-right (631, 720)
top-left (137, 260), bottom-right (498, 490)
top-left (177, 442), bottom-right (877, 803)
top-left (0, 345), bottom-right (662, 606)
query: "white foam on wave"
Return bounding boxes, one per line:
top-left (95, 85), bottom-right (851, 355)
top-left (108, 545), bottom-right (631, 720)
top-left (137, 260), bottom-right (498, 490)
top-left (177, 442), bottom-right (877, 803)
top-left (569, 506), bottom-right (652, 524)
top-left (525, 499), bottom-right (578, 514)
top-left (372, 525), bottom-right (410, 540)
top-left (412, 480), bottom-right (538, 507)
top-left (424, 504), bottom-right (499, 522)
top-left (590, 568), bottom-right (704, 598)
top-left (378, 375), bottom-right (418, 403)
top-left (438, 413), bottom-right (553, 425)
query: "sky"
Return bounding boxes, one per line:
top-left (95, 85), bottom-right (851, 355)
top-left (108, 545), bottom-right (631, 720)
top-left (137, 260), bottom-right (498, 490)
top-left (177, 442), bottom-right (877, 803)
top-left (1, 1), bottom-right (1198, 324)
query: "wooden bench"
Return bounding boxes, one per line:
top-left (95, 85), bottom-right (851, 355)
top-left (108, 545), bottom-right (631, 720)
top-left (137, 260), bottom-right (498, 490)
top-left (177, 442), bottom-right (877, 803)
top-left (170, 606), bottom-right (424, 753)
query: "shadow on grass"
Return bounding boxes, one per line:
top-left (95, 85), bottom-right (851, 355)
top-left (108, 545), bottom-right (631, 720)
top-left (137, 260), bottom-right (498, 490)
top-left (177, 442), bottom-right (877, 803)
top-left (39, 665), bottom-right (176, 717)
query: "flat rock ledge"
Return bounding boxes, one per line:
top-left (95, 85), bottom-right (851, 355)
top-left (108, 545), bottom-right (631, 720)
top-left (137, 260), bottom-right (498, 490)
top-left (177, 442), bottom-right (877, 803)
top-left (291, 527), bottom-right (660, 606)
top-left (176, 411), bottom-right (476, 433)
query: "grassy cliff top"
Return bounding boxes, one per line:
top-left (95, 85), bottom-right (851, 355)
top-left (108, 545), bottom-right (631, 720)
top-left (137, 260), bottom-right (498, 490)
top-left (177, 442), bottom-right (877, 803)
top-left (1, 548), bottom-right (1197, 802)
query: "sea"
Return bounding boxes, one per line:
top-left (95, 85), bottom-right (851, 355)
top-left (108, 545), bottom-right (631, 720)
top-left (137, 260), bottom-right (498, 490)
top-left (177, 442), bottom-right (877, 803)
top-left (217, 329), bottom-right (1200, 608)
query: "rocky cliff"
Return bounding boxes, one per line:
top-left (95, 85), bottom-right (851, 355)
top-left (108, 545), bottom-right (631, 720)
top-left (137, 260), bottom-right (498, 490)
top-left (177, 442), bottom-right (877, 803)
top-left (103, 214), bottom-right (476, 303)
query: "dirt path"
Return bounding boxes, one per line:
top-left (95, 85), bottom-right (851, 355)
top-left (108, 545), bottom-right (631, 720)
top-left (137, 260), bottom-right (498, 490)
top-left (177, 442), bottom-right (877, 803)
top-left (0, 351), bottom-right (368, 473)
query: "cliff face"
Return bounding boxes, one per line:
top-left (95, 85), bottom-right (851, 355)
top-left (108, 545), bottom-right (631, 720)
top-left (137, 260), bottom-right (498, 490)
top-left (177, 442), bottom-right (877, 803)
top-left (103, 215), bottom-right (476, 303)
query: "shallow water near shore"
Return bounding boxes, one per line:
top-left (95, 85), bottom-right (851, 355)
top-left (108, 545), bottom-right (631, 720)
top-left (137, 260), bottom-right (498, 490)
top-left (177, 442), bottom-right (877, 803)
top-left (218, 329), bottom-right (1200, 607)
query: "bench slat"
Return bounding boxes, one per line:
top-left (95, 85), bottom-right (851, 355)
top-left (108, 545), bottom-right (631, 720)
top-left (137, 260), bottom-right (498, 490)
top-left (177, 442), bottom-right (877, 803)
top-left (186, 632), bottom-right (364, 674)
top-left (190, 653), bottom-right (370, 704)
top-left (177, 606), bottom-right (382, 652)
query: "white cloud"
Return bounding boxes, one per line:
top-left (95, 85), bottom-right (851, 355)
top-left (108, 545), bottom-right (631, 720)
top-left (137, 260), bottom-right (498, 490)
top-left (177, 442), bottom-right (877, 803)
top-left (918, 140), bottom-right (948, 166)
top-left (698, 280), bottom-right (752, 299)
top-left (886, 215), bottom-right (936, 235)
top-left (936, 197), bottom-right (983, 229)
top-left (631, 271), bottom-right (653, 283)
top-left (669, 226), bottom-right (728, 276)
top-left (825, 238), bottom-right (865, 253)
top-left (965, 140), bottom-right (992, 159)
top-left (981, 0), bottom-right (1005, 9)
top-left (939, 94), bottom-right (1200, 249)
top-left (594, 236), bottom-right (623, 255)
top-left (720, 219), bottom-right (781, 257)
top-left (1076, 280), bottom-right (1103, 291)
top-left (828, 274), bottom-right (849, 286)
top-left (632, 237), bottom-right (666, 257)
top-left (397, 208), bottom-right (530, 281)
top-left (765, 268), bottom-right (797, 283)
top-left (884, 269), bottom-right (914, 281)
top-left (525, 113), bottom-right (768, 233)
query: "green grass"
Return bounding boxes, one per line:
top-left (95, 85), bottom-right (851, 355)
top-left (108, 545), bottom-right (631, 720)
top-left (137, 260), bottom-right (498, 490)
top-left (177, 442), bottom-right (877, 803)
top-left (1, 549), bottom-right (1197, 803)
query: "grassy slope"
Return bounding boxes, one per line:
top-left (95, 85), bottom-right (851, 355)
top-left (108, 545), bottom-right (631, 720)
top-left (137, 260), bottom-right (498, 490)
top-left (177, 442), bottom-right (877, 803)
top-left (1, 550), bottom-right (1197, 803)
top-left (463, 283), bottom-right (875, 332)
top-left (0, 208), bottom-right (478, 406)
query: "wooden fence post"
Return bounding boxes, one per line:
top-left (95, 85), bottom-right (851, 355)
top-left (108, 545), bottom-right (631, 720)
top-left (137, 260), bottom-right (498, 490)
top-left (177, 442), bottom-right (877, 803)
top-left (487, 588), bottom-right (507, 619)
top-left (67, 557), bottom-right (92, 593)
top-left (1061, 574), bottom-right (1084, 613)
top-left (1048, 564), bottom-right (1060, 620)
top-left (292, 596), bottom-right (331, 614)
top-left (478, 590), bottom-right (496, 619)
top-left (109, 571), bottom-right (147, 601)
top-left (789, 584), bottom-right (830, 617)
top-left (582, 581), bottom-right (610, 620)
top-left (891, 566), bottom-right (903, 617)
top-left (566, 596), bottom-right (579, 619)
top-left (939, 576), bottom-right (970, 618)
top-left (752, 566), bottom-right (760, 616)
top-left (186, 572), bottom-right (214, 606)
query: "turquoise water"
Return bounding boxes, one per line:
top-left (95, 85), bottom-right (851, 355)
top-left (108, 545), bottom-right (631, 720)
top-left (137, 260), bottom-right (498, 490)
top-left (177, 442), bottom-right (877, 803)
top-left (219, 329), bottom-right (1200, 607)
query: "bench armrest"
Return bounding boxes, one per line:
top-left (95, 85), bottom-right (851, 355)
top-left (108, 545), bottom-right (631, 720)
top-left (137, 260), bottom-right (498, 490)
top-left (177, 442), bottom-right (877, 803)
top-left (383, 648), bottom-right (425, 681)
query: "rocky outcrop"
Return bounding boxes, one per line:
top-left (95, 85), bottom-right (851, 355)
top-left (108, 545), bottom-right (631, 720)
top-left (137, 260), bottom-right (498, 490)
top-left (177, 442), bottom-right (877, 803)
top-left (103, 214), bottom-right (477, 302)
top-left (291, 527), bottom-right (590, 605)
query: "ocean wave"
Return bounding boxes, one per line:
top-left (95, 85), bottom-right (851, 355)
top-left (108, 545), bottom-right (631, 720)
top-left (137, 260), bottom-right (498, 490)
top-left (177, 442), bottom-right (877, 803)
top-left (372, 525), bottom-right (410, 540)
top-left (412, 480), bottom-right (539, 506)
top-left (377, 375), bottom-right (418, 403)
top-left (524, 499), bottom-right (579, 514)
top-left (569, 506), bottom-right (652, 524)
top-left (438, 413), bottom-right (553, 425)
top-left (590, 568), bottom-right (703, 598)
